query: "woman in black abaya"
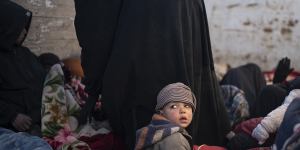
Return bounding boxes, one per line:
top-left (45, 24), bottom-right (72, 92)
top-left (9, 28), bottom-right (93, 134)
top-left (74, 0), bottom-right (230, 149)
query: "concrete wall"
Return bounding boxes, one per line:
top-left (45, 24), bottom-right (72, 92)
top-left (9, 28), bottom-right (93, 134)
top-left (205, 0), bottom-right (300, 70)
top-left (13, 0), bottom-right (300, 70)
top-left (12, 0), bottom-right (80, 59)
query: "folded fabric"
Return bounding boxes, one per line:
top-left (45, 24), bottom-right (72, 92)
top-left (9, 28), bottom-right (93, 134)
top-left (234, 117), bottom-right (263, 135)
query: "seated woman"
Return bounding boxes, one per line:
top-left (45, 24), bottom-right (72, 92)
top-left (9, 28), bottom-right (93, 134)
top-left (0, 0), bottom-right (46, 137)
top-left (220, 63), bottom-right (266, 117)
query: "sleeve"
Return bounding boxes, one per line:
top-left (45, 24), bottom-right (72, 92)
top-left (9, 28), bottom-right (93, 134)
top-left (0, 100), bottom-right (18, 126)
top-left (74, 0), bottom-right (123, 97)
top-left (0, 76), bottom-right (18, 126)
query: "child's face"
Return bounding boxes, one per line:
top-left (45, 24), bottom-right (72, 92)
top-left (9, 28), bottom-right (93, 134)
top-left (161, 102), bottom-right (193, 128)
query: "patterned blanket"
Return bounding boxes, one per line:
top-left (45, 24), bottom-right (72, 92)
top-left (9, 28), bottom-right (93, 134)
top-left (41, 64), bottom-right (123, 150)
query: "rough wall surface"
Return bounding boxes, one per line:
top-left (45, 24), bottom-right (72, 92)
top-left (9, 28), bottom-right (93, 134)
top-left (12, 0), bottom-right (80, 59)
top-left (13, 0), bottom-right (300, 70)
top-left (205, 0), bottom-right (300, 70)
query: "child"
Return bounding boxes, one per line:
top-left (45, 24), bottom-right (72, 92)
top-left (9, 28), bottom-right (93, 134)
top-left (135, 82), bottom-right (196, 150)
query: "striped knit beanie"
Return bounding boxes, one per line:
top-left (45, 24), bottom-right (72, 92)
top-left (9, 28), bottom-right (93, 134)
top-left (155, 82), bottom-right (196, 112)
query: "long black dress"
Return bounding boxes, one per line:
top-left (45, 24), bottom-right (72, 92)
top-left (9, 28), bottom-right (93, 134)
top-left (74, 0), bottom-right (230, 148)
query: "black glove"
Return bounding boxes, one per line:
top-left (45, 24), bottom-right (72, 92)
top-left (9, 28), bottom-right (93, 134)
top-left (12, 113), bottom-right (32, 132)
top-left (78, 95), bottom-right (98, 125)
top-left (273, 57), bottom-right (294, 84)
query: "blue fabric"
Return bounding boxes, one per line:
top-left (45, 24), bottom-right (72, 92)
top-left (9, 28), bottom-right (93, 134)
top-left (274, 98), bottom-right (300, 149)
top-left (0, 128), bottom-right (52, 150)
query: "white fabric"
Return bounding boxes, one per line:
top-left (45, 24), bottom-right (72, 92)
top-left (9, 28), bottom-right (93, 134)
top-left (252, 89), bottom-right (300, 144)
top-left (77, 120), bottom-right (111, 137)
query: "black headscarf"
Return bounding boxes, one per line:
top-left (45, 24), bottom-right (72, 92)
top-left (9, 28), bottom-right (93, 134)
top-left (0, 0), bottom-right (32, 51)
top-left (221, 63), bottom-right (266, 116)
top-left (38, 53), bottom-right (60, 72)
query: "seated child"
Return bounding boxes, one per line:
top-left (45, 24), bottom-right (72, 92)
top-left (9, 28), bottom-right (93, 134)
top-left (135, 82), bottom-right (196, 150)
